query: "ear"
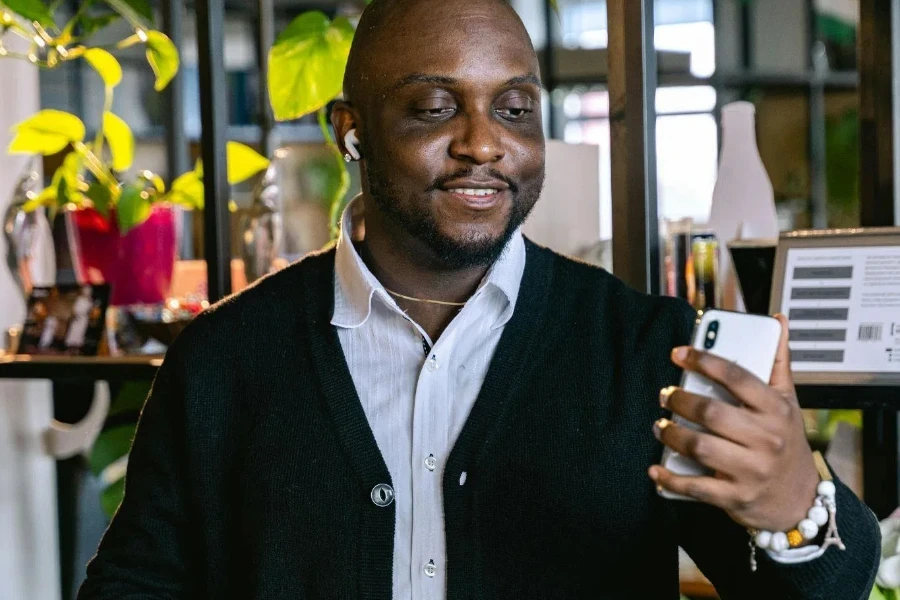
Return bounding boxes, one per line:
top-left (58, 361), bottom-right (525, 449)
top-left (331, 101), bottom-right (362, 159)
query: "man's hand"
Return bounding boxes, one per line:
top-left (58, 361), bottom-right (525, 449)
top-left (649, 314), bottom-right (820, 533)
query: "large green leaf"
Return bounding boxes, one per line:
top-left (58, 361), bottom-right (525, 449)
top-left (88, 423), bottom-right (135, 477)
top-left (9, 110), bottom-right (86, 155)
top-left (103, 111), bottom-right (134, 171)
top-left (2, 0), bottom-right (55, 28)
top-left (84, 48), bottom-right (123, 87)
top-left (226, 141), bottom-right (270, 185)
top-left (168, 169), bottom-right (203, 210)
top-left (145, 30), bottom-right (178, 91)
top-left (268, 12), bottom-right (354, 121)
top-left (100, 477), bottom-right (126, 518)
top-left (108, 381), bottom-right (151, 418)
top-left (116, 182), bottom-right (152, 233)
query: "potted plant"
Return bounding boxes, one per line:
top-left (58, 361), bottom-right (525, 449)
top-left (3, 0), bottom-right (270, 305)
top-left (266, 9), bottom-right (355, 238)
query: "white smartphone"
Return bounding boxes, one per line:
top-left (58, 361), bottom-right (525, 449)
top-left (659, 309), bottom-right (783, 501)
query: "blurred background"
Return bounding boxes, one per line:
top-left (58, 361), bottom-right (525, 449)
top-left (0, 1), bottom-right (884, 599)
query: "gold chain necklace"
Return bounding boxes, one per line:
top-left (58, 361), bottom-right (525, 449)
top-left (383, 287), bottom-right (467, 307)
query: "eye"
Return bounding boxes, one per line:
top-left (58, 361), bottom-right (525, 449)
top-left (495, 94), bottom-right (535, 121)
top-left (496, 107), bottom-right (531, 119)
top-left (413, 97), bottom-right (457, 121)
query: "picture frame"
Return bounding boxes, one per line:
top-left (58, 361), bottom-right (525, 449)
top-left (19, 284), bottom-right (111, 357)
top-left (770, 227), bottom-right (900, 386)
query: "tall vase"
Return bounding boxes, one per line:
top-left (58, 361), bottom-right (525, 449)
top-left (240, 161), bottom-right (284, 285)
top-left (707, 101), bottom-right (780, 311)
top-left (2, 164), bottom-right (56, 292)
top-left (74, 205), bottom-right (177, 306)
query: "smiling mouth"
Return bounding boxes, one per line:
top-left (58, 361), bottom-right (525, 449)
top-left (442, 188), bottom-right (506, 209)
top-left (446, 188), bottom-right (501, 197)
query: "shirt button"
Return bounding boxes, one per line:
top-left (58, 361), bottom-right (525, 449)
top-left (427, 355), bottom-right (439, 371)
top-left (424, 560), bottom-right (437, 578)
top-left (424, 454), bottom-right (437, 471)
top-left (370, 484), bottom-right (394, 507)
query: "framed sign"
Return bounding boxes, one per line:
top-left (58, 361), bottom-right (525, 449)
top-left (770, 227), bottom-right (900, 386)
top-left (19, 284), bottom-right (110, 356)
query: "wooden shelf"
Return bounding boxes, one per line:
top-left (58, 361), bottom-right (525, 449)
top-left (0, 354), bottom-right (162, 382)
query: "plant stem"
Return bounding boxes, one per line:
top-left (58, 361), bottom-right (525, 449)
top-left (61, 0), bottom-right (92, 39)
top-left (73, 141), bottom-right (115, 188)
top-left (0, 51), bottom-right (50, 66)
top-left (317, 107), bottom-right (350, 239)
top-left (93, 85), bottom-right (114, 160)
top-left (102, 0), bottom-right (147, 32)
top-left (2, 22), bottom-right (37, 42)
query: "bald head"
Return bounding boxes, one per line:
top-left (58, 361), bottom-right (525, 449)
top-left (343, 0), bottom-right (536, 106)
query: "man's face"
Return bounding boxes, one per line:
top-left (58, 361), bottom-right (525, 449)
top-left (354, 0), bottom-right (545, 269)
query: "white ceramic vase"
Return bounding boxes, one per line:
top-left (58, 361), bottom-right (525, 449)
top-left (707, 101), bottom-right (780, 311)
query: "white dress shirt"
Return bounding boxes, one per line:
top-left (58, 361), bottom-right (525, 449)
top-left (331, 200), bottom-right (819, 599)
top-left (332, 199), bottom-right (526, 599)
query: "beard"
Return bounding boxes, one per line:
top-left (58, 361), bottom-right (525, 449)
top-left (364, 158), bottom-right (544, 270)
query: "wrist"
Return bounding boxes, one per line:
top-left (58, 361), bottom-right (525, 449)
top-left (782, 460), bottom-right (822, 528)
top-left (748, 452), bottom-right (845, 569)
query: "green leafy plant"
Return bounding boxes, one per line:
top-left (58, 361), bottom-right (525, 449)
top-left (0, 0), bottom-right (269, 519)
top-left (268, 10), bottom-right (354, 238)
top-left (2, 0), bottom-right (270, 233)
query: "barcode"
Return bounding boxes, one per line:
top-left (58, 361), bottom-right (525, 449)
top-left (858, 324), bottom-right (884, 341)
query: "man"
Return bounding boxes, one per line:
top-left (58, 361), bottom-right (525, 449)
top-left (79, 0), bottom-right (879, 598)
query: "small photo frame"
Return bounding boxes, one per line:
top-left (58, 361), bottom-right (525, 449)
top-left (19, 284), bottom-right (110, 356)
top-left (770, 227), bottom-right (900, 386)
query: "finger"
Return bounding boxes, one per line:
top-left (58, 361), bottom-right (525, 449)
top-left (660, 386), bottom-right (763, 447)
top-left (653, 417), bottom-right (757, 477)
top-left (770, 313), bottom-right (795, 396)
top-left (649, 465), bottom-right (734, 507)
top-left (671, 346), bottom-right (777, 413)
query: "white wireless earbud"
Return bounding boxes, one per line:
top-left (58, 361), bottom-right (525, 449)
top-left (344, 129), bottom-right (361, 161)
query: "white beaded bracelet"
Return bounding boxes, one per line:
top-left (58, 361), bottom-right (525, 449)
top-left (747, 452), bottom-right (846, 571)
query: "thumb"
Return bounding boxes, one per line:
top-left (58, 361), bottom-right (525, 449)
top-left (770, 313), bottom-right (795, 396)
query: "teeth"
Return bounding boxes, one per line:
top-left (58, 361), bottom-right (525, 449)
top-left (448, 188), bottom-right (499, 197)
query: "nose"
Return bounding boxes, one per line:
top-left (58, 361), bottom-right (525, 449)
top-left (448, 110), bottom-right (505, 165)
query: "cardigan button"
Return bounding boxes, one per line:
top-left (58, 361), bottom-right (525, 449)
top-left (370, 483), bottom-right (395, 507)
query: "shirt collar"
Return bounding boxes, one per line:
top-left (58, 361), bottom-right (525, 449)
top-left (331, 197), bottom-right (526, 330)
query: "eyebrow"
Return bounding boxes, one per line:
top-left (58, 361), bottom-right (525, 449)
top-left (391, 72), bottom-right (542, 91)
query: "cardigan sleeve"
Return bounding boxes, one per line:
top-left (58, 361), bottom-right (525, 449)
top-left (77, 353), bottom-right (197, 599)
top-left (675, 476), bottom-right (880, 599)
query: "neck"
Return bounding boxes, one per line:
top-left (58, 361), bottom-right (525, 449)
top-left (359, 200), bottom-right (489, 304)
top-left (357, 197), bottom-right (491, 341)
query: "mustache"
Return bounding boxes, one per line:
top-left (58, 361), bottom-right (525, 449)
top-left (427, 168), bottom-right (519, 193)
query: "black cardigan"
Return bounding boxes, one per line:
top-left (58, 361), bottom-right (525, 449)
top-left (78, 241), bottom-right (880, 599)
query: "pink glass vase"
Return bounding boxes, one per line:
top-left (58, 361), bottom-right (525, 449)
top-left (73, 205), bottom-right (177, 306)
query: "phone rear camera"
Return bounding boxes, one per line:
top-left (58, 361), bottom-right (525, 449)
top-left (704, 320), bottom-right (719, 349)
